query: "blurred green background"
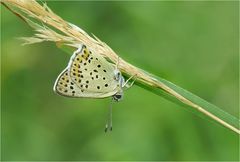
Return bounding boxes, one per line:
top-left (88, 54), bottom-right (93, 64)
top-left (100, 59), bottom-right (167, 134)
top-left (1, 1), bottom-right (239, 161)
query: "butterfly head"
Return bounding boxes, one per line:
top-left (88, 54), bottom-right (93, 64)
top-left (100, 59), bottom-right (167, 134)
top-left (113, 68), bottom-right (125, 87)
top-left (113, 90), bottom-right (123, 102)
top-left (113, 69), bottom-right (121, 80)
top-left (112, 69), bottom-right (125, 102)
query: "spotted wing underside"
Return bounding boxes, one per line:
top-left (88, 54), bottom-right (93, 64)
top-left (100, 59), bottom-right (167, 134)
top-left (68, 45), bottom-right (120, 93)
top-left (53, 68), bottom-right (118, 98)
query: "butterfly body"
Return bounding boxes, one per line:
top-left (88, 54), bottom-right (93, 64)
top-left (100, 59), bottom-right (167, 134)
top-left (53, 44), bottom-right (125, 101)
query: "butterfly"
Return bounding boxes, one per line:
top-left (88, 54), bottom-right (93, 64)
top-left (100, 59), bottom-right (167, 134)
top-left (53, 44), bottom-right (134, 132)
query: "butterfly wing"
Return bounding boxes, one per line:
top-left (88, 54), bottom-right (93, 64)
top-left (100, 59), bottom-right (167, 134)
top-left (53, 68), bottom-right (81, 97)
top-left (53, 68), bottom-right (119, 98)
top-left (67, 45), bottom-right (121, 95)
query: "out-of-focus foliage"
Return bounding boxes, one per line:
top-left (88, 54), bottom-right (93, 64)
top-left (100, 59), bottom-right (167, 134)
top-left (1, 1), bottom-right (239, 161)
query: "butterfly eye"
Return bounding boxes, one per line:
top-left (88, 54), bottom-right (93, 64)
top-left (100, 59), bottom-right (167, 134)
top-left (116, 94), bottom-right (121, 99)
top-left (113, 94), bottom-right (122, 101)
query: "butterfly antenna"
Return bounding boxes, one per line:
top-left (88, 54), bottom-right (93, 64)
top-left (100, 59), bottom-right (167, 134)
top-left (105, 99), bottom-right (113, 132)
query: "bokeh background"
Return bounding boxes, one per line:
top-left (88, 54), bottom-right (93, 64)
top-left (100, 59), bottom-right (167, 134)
top-left (1, 1), bottom-right (239, 161)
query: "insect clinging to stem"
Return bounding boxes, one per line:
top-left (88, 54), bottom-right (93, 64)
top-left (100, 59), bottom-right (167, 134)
top-left (53, 44), bottom-right (135, 132)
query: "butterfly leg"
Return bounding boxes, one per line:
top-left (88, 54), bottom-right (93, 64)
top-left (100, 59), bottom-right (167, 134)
top-left (105, 99), bottom-right (113, 132)
top-left (123, 74), bottom-right (137, 89)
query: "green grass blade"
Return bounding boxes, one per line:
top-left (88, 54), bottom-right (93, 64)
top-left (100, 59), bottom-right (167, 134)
top-left (139, 73), bottom-right (239, 129)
